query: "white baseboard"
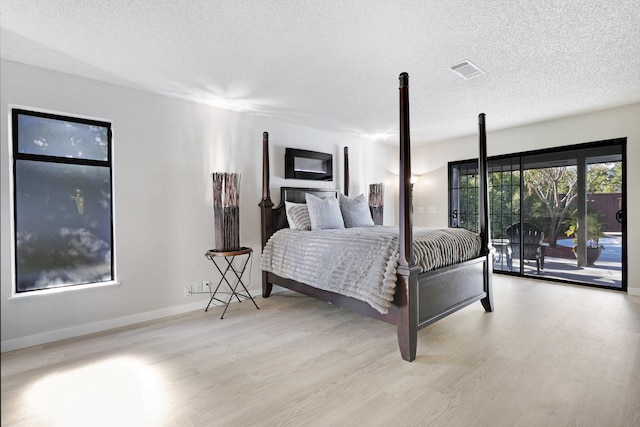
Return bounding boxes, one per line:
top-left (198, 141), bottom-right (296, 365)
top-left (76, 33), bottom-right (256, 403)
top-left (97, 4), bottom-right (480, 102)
top-left (2, 298), bottom-right (222, 353)
top-left (1, 286), bottom-right (285, 353)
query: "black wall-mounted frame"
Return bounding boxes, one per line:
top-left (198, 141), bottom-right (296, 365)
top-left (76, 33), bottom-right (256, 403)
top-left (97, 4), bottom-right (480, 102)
top-left (285, 148), bottom-right (333, 181)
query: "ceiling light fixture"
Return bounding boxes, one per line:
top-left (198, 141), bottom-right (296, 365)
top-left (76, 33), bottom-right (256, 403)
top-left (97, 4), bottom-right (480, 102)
top-left (450, 60), bottom-right (485, 80)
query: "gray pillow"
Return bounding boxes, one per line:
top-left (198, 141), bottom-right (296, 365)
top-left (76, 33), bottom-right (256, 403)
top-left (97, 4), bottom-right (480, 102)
top-left (284, 202), bottom-right (311, 231)
top-left (305, 193), bottom-right (345, 230)
top-left (339, 193), bottom-right (374, 228)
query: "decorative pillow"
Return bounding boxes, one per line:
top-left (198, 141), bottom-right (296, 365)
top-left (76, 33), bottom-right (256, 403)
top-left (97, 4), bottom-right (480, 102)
top-left (339, 193), bottom-right (374, 228)
top-left (305, 193), bottom-right (345, 230)
top-left (285, 202), bottom-right (311, 231)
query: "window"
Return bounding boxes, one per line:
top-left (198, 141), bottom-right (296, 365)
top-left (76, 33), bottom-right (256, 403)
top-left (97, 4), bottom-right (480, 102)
top-left (11, 109), bottom-right (114, 293)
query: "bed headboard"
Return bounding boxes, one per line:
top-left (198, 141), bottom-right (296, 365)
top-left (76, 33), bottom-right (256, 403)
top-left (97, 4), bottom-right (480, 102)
top-left (260, 132), bottom-right (344, 247)
top-left (272, 187), bottom-right (339, 233)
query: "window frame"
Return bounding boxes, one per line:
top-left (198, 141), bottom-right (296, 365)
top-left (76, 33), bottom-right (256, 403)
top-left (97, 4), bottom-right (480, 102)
top-left (10, 107), bottom-right (116, 296)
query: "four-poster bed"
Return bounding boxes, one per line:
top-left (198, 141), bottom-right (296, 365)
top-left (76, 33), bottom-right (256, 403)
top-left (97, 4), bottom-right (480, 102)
top-left (258, 72), bottom-right (493, 362)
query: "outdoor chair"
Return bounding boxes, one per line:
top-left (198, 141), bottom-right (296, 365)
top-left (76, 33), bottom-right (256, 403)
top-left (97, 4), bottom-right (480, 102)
top-left (506, 222), bottom-right (545, 274)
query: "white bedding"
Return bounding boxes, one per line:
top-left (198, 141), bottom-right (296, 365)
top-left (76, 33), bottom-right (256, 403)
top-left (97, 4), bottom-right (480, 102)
top-left (260, 226), bottom-right (481, 314)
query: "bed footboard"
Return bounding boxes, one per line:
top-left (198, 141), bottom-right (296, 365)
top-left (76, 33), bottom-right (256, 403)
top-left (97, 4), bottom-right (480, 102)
top-left (416, 257), bottom-right (487, 328)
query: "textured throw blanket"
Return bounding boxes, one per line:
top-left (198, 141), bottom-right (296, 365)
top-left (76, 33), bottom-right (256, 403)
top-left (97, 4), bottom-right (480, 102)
top-left (261, 226), bottom-right (481, 314)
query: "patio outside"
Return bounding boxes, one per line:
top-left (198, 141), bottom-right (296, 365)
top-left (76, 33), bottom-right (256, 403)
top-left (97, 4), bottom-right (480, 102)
top-left (495, 234), bottom-right (622, 288)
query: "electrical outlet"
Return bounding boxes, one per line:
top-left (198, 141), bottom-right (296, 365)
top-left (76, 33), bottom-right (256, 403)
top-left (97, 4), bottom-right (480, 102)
top-left (184, 287), bottom-right (191, 297)
top-left (202, 280), bottom-right (210, 293)
top-left (194, 282), bottom-right (202, 293)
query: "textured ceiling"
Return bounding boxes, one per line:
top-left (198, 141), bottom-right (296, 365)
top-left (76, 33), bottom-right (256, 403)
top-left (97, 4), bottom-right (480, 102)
top-left (2, 1), bottom-right (639, 145)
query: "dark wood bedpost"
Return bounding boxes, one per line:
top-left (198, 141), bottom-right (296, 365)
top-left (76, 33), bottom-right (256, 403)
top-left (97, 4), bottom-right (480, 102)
top-left (344, 147), bottom-right (349, 196)
top-left (477, 114), bottom-right (494, 312)
top-left (396, 72), bottom-right (419, 362)
top-left (259, 131), bottom-right (275, 297)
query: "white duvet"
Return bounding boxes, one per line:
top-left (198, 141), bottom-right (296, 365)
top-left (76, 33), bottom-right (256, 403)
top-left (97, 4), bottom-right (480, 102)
top-left (261, 226), bottom-right (481, 314)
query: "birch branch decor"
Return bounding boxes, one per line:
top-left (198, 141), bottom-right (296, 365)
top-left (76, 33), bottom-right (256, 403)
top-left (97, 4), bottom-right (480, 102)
top-left (212, 172), bottom-right (241, 251)
top-left (369, 183), bottom-right (384, 225)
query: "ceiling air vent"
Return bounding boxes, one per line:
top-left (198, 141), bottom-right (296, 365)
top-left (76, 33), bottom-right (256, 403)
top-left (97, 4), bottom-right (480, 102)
top-left (450, 60), bottom-right (485, 80)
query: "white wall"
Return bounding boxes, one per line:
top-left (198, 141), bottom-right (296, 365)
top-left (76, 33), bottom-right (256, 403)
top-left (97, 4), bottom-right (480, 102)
top-left (0, 60), bottom-right (366, 351)
top-left (411, 104), bottom-right (640, 295)
top-left (358, 138), bottom-right (398, 225)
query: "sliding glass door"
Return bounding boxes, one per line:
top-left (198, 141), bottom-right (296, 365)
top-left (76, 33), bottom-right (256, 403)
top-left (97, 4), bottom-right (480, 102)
top-left (449, 138), bottom-right (626, 291)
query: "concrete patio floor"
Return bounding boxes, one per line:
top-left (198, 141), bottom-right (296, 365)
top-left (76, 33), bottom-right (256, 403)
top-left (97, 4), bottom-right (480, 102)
top-left (493, 236), bottom-right (623, 289)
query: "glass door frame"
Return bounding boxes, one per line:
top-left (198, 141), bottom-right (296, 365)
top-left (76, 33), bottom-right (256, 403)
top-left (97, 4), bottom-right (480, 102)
top-left (449, 137), bottom-right (627, 292)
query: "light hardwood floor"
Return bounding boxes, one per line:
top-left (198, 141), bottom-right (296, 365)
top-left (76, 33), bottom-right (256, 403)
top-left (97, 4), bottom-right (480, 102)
top-left (2, 275), bottom-right (639, 426)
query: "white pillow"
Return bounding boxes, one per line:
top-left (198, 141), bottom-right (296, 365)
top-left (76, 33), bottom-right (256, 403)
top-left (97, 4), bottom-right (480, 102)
top-left (305, 193), bottom-right (345, 230)
top-left (339, 193), bottom-right (374, 228)
top-left (284, 201), bottom-right (311, 230)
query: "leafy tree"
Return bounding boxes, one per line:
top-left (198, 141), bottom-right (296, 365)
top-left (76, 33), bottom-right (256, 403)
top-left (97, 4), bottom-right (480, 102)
top-left (523, 167), bottom-right (577, 247)
top-left (587, 162), bottom-right (621, 193)
top-left (522, 162), bottom-right (620, 247)
top-left (489, 170), bottom-right (520, 239)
